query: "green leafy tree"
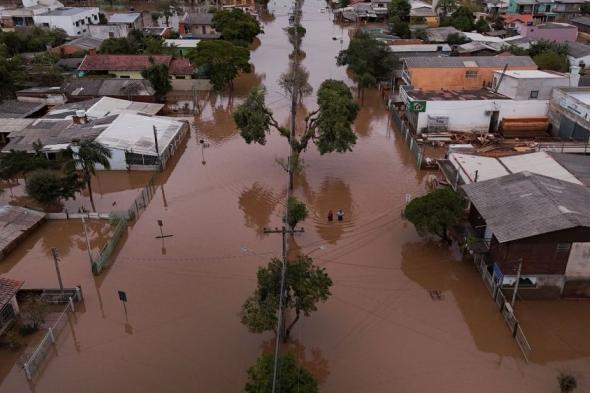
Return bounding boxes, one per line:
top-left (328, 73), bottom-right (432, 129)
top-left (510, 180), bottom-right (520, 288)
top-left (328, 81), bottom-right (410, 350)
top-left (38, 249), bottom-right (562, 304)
top-left (0, 27), bottom-right (66, 55)
top-left (66, 141), bottom-right (112, 211)
top-left (100, 37), bottom-right (135, 54)
top-left (387, 0), bottom-right (411, 22)
top-left (26, 171), bottom-right (82, 204)
top-left (448, 6), bottom-right (475, 31)
top-left (234, 80), bottom-right (358, 189)
top-left (404, 188), bottom-right (465, 243)
top-left (446, 32), bottom-right (470, 45)
top-left (240, 255), bottom-right (332, 340)
top-left (582, 2), bottom-right (590, 14)
top-left (391, 16), bottom-right (411, 38)
top-left (533, 49), bottom-right (569, 72)
top-left (245, 352), bottom-right (319, 393)
top-left (0, 150), bottom-right (50, 181)
top-left (188, 40), bottom-right (251, 91)
top-left (0, 56), bottom-right (25, 100)
top-left (212, 8), bottom-right (262, 44)
top-left (492, 17), bottom-right (504, 30)
top-left (339, 0), bottom-right (350, 7)
top-left (99, 12), bottom-right (108, 24)
top-left (287, 196), bottom-right (308, 230)
top-left (558, 373), bottom-right (577, 393)
top-left (141, 60), bottom-right (172, 100)
top-left (475, 18), bottom-right (490, 33)
top-left (337, 32), bottom-right (399, 97)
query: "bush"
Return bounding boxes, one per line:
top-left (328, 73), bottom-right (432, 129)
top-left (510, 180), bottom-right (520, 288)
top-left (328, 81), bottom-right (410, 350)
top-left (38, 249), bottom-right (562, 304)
top-left (558, 373), bottom-right (577, 393)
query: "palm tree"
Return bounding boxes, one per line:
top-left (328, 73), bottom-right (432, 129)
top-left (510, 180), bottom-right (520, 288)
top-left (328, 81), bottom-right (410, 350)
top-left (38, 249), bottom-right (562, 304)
top-left (67, 141), bottom-right (112, 212)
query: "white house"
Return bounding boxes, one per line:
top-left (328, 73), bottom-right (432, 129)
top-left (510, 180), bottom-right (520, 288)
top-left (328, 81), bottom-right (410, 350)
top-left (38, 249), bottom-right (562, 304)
top-left (567, 42), bottom-right (590, 69)
top-left (492, 69), bottom-right (578, 100)
top-left (33, 7), bottom-right (99, 36)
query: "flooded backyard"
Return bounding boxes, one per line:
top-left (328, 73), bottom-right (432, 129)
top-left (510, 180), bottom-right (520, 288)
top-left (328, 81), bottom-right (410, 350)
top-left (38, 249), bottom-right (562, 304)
top-left (1, 0), bottom-right (590, 392)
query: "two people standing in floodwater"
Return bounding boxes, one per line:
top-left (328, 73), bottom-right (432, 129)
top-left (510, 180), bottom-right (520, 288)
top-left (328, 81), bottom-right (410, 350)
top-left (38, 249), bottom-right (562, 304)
top-left (328, 209), bottom-right (344, 222)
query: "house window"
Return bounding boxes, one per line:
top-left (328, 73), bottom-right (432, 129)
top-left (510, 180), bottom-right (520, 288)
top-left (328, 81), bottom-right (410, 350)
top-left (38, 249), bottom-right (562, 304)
top-left (81, 19), bottom-right (85, 25)
top-left (529, 90), bottom-right (539, 98)
top-left (176, 75), bottom-right (186, 79)
top-left (465, 70), bottom-right (478, 78)
top-left (119, 75), bottom-right (130, 79)
top-left (556, 243), bottom-right (571, 253)
top-left (93, 14), bottom-right (98, 20)
top-left (75, 21), bottom-right (79, 26)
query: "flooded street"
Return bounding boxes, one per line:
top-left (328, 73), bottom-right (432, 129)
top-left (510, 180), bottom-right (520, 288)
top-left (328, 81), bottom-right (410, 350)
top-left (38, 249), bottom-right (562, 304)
top-left (1, 0), bottom-right (590, 392)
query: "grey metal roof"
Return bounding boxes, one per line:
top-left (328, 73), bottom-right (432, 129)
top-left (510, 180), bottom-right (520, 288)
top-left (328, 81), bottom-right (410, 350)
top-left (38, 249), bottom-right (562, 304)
top-left (38, 7), bottom-right (93, 16)
top-left (183, 13), bottom-right (214, 25)
top-left (572, 16), bottom-right (590, 27)
top-left (0, 101), bottom-right (46, 118)
top-left (43, 98), bottom-right (101, 119)
top-left (63, 36), bottom-right (103, 50)
top-left (56, 57), bottom-right (84, 69)
top-left (62, 79), bottom-right (155, 97)
top-left (567, 42), bottom-right (590, 59)
top-left (108, 12), bottom-right (141, 24)
top-left (404, 55), bottom-right (536, 68)
top-left (425, 26), bottom-right (461, 43)
top-left (548, 153), bottom-right (590, 187)
top-left (461, 172), bottom-right (590, 243)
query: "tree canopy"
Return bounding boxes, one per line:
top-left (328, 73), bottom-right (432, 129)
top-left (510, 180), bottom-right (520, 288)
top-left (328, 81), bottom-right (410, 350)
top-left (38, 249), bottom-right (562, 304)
top-left (25, 171), bottom-right (82, 204)
top-left (475, 18), bottom-right (490, 33)
top-left (387, 0), bottom-right (411, 22)
top-left (245, 352), bottom-right (319, 393)
top-left (66, 141), bottom-right (111, 211)
top-left (188, 40), bottom-right (251, 91)
top-left (0, 56), bottom-right (25, 101)
top-left (213, 9), bottom-right (262, 44)
top-left (240, 255), bottom-right (332, 340)
top-left (446, 32), bottom-right (470, 45)
top-left (504, 40), bottom-right (569, 72)
top-left (287, 196), bottom-right (308, 230)
top-left (446, 6), bottom-right (475, 31)
top-left (0, 27), bottom-right (66, 56)
top-left (141, 61), bottom-right (172, 99)
top-left (404, 188), bottom-right (465, 242)
top-left (337, 32), bottom-right (398, 96)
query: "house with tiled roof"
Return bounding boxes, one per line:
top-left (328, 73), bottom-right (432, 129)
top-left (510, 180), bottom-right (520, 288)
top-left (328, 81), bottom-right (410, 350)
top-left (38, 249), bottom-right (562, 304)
top-left (0, 276), bottom-right (24, 335)
top-left (77, 54), bottom-right (195, 90)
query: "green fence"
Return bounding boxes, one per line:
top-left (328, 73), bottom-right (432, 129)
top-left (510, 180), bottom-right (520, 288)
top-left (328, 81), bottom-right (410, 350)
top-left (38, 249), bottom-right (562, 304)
top-left (92, 216), bottom-right (128, 275)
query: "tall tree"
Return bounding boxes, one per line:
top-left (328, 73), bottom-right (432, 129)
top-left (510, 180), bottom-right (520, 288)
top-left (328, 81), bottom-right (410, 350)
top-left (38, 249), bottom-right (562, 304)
top-left (245, 352), bottom-right (319, 393)
top-left (234, 80), bottom-right (359, 189)
top-left (387, 0), bottom-right (411, 22)
top-left (447, 6), bottom-right (475, 31)
top-left (99, 37), bottom-right (134, 54)
top-left (212, 8), bottom-right (262, 44)
top-left (337, 32), bottom-right (398, 98)
top-left (404, 188), bottom-right (465, 243)
top-left (286, 196), bottom-right (308, 231)
top-left (240, 255), bottom-right (332, 341)
top-left (25, 171), bottom-right (83, 205)
top-left (188, 40), bottom-right (251, 91)
top-left (66, 141), bottom-right (112, 212)
top-left (141, 60), bottom-right (172, 101)
top-left (0, 150), bottom-right (50, 182)
top-left (0, 56), bottom-right (25, 101)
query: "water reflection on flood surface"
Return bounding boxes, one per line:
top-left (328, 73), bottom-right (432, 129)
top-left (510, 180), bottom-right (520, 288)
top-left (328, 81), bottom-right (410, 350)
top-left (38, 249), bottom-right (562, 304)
top-left (1, 0), bottom-right (590, 392)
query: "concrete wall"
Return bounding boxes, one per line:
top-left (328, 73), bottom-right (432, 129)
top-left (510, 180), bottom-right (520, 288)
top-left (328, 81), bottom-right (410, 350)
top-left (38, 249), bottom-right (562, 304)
top-left (521, 24), bottom-right (578, 43)
top-left (565, 242), bottom-right (590, 276)
top-left (496, 75), bottom-right (571, 100)
top-left (568, 54), bottom-right (590, 68)
top-left (415, 99), bottom-right (548, 133)
top-left (89, 24), bottom-right (129, 39)
top-left (34, 8), bottom-right (99, 36)
top-left (171, 78), bottom-right (212, 91)
top-left (407, 65), bottom-right (537, 90)
top-left (548, 87), bottom-right (590, 139)
top-left (112, 71), bottom-right (144, 79)
top-left (502, 275), bottom-right (566, 299)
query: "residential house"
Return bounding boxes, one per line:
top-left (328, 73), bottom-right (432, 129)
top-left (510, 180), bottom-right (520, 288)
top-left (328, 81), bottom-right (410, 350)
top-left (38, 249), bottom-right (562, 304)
top-left (33, 7), bottom-right (100, 36)
top-left (503, 13), bottom-right (534, 30)
top-left (400, 56), bottom-right (537, 90)
top-left (77, 54), bottom-right (195, 89)
top-left (143, 26), bottom-right (173, 38)
top-left (455, 42), bottom-right (500, 56)
top-left (424, 26), bottom-right (462, 43)
top-left (164, 39), bottom-right (200, 56)
top-left (0, 277), bottom-right (24, 336)
top-left (547, 86), bottom-right (590, 141)
top-left (410, 0), bottom-right (439, 27)
top-left (221, 0), bottom-right (255, 7)
top-left (553, 0), bottom-right (586, 22)
top-left (15, 86), bottom-right (66, 106)
top-left (439, 150), bottom-right (590, 190)
top-left (88, 24), bottom-right (129, 39)
top-left (492, 69), bottom-right (578, 100)
top-left (388, 43), bottom-right (452, 59)
top-left (514, 21), bottom-right (578, 42)
top-left (571, 15), bottom-right (590, 38)
top-left (507, 0), bottom-right (556, 22)
top-left (0, 206), bottom-right (45, 260)
top-left (0, 0), bottom-right (62, 30)
top-left (462, 171), bottom-right (590, 298)
top-left (370, 0), bottom-right (389, 17)
top-left (399, 86), bottom-right (548, 133)
top-left (0, 101), bottom-right (46, 118)
top-left (0, 119), bottom-right (34, 147)
top-left (49, 36), bottom-right (102, 55)
top-left (107, 12), bottom-right (143, 30)
top-left (567, 41), bottom-right (590, 69)
top-left (61, 79), bottom-right (157, 102)
top-left (485, 0), bottom-right (509, 15)
top-left (178, 13), bottom-right (220, 39)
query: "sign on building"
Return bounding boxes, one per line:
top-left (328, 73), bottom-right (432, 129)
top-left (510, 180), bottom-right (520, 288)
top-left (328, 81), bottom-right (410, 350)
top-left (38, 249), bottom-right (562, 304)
top-left (408, 100), bottom-right (427, 113)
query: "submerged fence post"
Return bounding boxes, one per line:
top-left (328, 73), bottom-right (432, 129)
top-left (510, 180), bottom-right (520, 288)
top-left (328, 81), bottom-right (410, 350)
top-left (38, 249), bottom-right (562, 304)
top-left (69, 296), bottom-right (75, 313)
top-left (48, 328), bottom-right (55, 344)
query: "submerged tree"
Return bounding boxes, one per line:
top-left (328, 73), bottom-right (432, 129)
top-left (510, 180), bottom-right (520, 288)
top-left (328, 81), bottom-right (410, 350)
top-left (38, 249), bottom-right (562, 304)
top-left (212, 8), bottom-right (262, 45)
top-left (404, 188), bottom-right (465, 243)
top-left (286, 196), bottom-right (308, 231)
top-left (26, 171), bottom-right (83, 204)
top-left (278, 61), bottom-right (313, 103)
top-left (240, 256), bottom-right (332, 341)
top-left (141, 60), bottom-right (172, 101)
top-left (234, 80), bottom-right (359, 189)
top-left (65, 141), bottom-right (112, 212)
top-left (245, 352), bottom-right (319, 393)
top-left (558, 373), bottom-right (578, 393)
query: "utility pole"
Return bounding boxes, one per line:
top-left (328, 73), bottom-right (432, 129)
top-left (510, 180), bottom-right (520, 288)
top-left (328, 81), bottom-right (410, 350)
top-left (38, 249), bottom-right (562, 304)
top-left (51, 247), bottom-right (64, 292)
top-left (153, 125), bottom-right (162, 172)
top-left (81, 215), bottom-right (94, 269)
top-left (511, 258), bottom-right (523, 308)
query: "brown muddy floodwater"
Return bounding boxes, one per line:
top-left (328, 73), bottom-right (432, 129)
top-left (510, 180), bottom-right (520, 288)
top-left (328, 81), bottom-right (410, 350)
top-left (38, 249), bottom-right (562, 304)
top-left (1, 0), bottom-right (590, 392)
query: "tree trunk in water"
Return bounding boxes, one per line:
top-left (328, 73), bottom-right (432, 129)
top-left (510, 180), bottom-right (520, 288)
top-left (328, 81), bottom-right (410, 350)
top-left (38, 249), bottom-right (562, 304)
top-left (87, 175), bottom-right (96, 212)
top-left (284, 309), bottom-right (300, 342)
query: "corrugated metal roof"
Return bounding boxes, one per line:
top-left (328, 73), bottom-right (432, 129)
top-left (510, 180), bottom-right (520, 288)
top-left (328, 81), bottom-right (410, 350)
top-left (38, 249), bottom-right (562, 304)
top-left (462, 172), bottom-right (590, 243)
top-left (404, 55), bottom-right (536, 68)
top-left (108, 12), bottom-right (141, 24)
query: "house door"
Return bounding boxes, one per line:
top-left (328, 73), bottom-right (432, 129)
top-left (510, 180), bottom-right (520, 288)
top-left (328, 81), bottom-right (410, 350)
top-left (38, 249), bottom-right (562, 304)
top-left (489, 111), bottom-right (500, 133)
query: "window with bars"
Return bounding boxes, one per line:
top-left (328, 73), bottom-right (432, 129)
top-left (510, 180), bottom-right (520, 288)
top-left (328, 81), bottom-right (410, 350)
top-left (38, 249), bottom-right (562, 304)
top-left (465, 70), bottom-right (478, 78)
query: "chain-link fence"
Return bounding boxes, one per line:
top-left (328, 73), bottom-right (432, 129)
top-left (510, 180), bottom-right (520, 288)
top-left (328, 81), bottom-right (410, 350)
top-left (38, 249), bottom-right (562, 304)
top-left (92, 216), bottom-right (128, 275)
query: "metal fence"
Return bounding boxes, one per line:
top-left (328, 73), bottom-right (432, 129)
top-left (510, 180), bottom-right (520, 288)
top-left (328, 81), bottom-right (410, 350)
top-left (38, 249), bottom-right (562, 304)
top-left (113, 174), bottom-right (157, 221)
top-left (473, 255), bottom-right (532, 362)
top-left (391, 110), bottom-right (424, 168)
top-left (22, 296), bottom-right (76, 381)
top-left (92, 216), bottom-right (128, 275)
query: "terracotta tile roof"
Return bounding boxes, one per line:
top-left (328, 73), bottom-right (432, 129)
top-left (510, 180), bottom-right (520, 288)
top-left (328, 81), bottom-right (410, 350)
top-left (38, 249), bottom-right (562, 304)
top-left (79, 54), bottom-right (173, 72)
top-left (503, 14), bottom-right (533, 24)
top-left (0, 277), bottom-right (23, 309)
top-left (169, 58), bottom-right (194, 74)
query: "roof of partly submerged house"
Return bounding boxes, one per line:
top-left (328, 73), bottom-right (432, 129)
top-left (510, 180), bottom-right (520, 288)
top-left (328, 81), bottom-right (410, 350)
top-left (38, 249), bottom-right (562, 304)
top-left (78, 55), bottom-right (194, 74)
top-left (0, 276), bottom-right (24, 309)
top-left (461, 171), bottom-right (590, 243)
top-left (404, 55), bottom-right (536, 68)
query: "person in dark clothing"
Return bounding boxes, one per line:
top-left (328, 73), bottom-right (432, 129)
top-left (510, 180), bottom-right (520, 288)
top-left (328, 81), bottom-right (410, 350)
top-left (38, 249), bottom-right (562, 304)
top-left (336, 209), bottom-right (344, 221)
top-left (328, 210), bottom-right (334, 222)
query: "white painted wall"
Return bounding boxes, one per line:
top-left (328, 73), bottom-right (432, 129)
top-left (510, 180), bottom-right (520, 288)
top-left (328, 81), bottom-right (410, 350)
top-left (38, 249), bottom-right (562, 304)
top-left (34, 7), bottom-right (99, 36)
top-left (566, 243), bottom-right (590, 277)
top-left (415, 99), bottom-right (549, 133)
top-left (495, 75), bottom-right (572, 100)
top-left (568, 54), bottom-right (590, 68)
